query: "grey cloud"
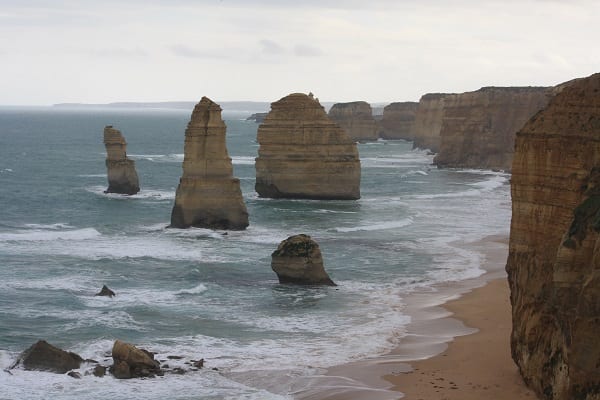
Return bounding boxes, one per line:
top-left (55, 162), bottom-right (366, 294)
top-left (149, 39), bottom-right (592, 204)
top-left (294, 44), bottom-right (323, 57)
top-left (169, 44), bottom-right (231, 60)
top-left (259, 39), bottom-right (284, 55)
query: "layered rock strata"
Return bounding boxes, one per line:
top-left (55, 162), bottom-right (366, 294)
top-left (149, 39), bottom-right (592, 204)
top-left (433, 87), bottom-right (551, 170)
top-left (170, 97), bottom-right (249, 230)
top-left (271, 234), bottom-right (336, 285)
top-left (378, 102), bottom-right (419, 140)
top-left (506, 73), bottom-right (600, 400)
top-left (103, 126), bottom-right (140, 195)
top-left (255, 93), bottom-right (361, 200)
top-left (328, 101), bottom-right (378, 141)
top-left (411, 93), bottom-right (455, 152)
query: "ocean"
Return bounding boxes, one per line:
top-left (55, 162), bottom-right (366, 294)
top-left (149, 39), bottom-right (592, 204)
top-left (0, 106), bottom-right (511, 399)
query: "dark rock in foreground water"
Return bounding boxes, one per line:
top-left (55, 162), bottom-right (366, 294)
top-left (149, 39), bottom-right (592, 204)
top-left (95, 285), bottom-right (115, 298)
top-left (271, 234), bottom-right (336, 286)
top-left (13, 340), bottom-right (83, 373)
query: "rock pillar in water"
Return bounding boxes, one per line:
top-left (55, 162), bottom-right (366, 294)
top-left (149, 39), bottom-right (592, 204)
top-left (328, 101), bottom-right (378, 141)
top-left (170, 97), bottom-right (249, 230)
top-left (255, 93), bottom-right (361, 200)
top-left (103, 126), bottom-right (140, 195)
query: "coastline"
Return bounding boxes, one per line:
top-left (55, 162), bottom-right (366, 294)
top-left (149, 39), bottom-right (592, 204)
top-left (294, 234), bottom-right (534, 400)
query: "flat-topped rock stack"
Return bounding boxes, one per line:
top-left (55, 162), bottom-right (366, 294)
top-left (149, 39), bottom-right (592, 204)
top-left (255, 93), bottom-right (361, 200)
top-left (170, 97), bottom-right (249, 230)
top-left (328, 101), bottom-right (378, 141)
top-left (378, 101), bottom-right (419, 140)
top-left (103, 126), bottom-right (140, 195)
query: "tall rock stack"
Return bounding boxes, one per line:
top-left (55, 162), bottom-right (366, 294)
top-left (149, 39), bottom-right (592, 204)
top-left (506, 73), bottom-right (600, 400)
top-left (378, 102), bottom-right (419, 140)
top-left (433, 86), bottom-right (551, 171)
top-left (328, 101), bottom-right (378, 141)
top-left (170, 97), bottom-right (249, 230)
top-left (103, 126), bottom-right (140, 195)
top-left (255, 93), bottom-right (361, 200)
top-left (411, 93), bottom-right (456, 152)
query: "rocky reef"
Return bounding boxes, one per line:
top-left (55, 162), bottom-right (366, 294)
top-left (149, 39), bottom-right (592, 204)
top-left (103, 126), bottom-right (140, 195)
top-left (378, 101), bottom-right (419, 140)
top-left (170, 97), bottom-right (249, 230)
top-left (433, 86), bottom-right (551, 170)
top-left (507, 73), bottom-right (600, 400)
top-left (328, 101), bottom-right (378, 141)
top-left (271, 234), bottom-right (336, 286)
top-left (255, 93), bottom-right (361, 200)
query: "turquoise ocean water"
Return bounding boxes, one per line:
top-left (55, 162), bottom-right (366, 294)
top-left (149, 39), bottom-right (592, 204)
top-left (0, 106), bottom-right (511, 399)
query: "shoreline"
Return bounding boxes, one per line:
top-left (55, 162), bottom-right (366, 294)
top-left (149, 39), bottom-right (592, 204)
top-left (294, 234), bottom-right (534, 400)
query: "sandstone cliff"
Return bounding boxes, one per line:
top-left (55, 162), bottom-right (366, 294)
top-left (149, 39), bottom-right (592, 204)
top-left (170, 97), bottom-right (249, 230)
top-left (411, 93), bottom-right (455, 152)
top-left (255, 93), bottom-right (361, 200)
top-left (103, 126), bottom-right (140, 195)
top-left (328, 101), bottom-right (378, 141)
top-left (378, 101), bottom-right (418, 140)
top-left (507, 73), bottom-right (600, 400)
top-left (433, 87), bottom-right (551, 170)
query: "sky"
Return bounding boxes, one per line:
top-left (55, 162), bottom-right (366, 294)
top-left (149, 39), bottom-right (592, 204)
top-left (1, 0), bottom-right (599, 105)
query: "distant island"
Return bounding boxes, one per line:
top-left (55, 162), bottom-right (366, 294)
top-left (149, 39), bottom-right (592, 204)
top-left (53, 101), bottom-right (273, 114)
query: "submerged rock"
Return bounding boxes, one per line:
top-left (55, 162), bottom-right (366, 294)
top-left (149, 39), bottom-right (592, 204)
top-left (13, 340), bottom-right (83, 374)
top-left (271, 234), bottom-right (336, 286)
top-left (170, 97), bottom-right (249, 230)
top-left (255, 93), bottom-right (361, 200)
top-left (95, 285), bottom-right (115, 298)
top-left (103, 126), bottom-right (140, 195)
top-left (110, 340), bottom-right (161, 379)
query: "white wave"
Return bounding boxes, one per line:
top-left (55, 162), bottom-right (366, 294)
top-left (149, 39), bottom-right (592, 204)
top-left (333, 218), bottom-right (413, 233)
top-left (232, 156), bottom-right (256, 165)
top-left (1, 168), bottom-right (14, 173)
top-left (174, 283), bottom-right (208, 295)
top-left (23, 222), bottom-right (74, 230)
top-left (412, 174), bottom-right (508, 200)
top-left (128, 153), bottom-right (183, 163)
top-left (0, 227), bottom-right (100, 242)
top-left (468, 174), bottom-right (508, 191)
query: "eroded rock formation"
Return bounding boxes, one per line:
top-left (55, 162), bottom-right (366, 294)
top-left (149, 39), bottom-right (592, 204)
top-left (170, 97), bottom-right (249, 230)
top-left (411, 93), bottom-right (455, 152)
top-left (110, 340), bottom-right (162, 379)
top-left (255, 93), bottom-right (361, 200)
top-left (271, 234), bottom-right (336, 286)
top-left (328, 101), bottom-right (378, 141)
top-left (507, 73), bottom-right (600, 400)
top-left (433, 87), bottom-right (551, 170)
top-left (12, 340), bottom-right (83, 373)
top-left (378, 102), bottom-right (419, 140)
top-left (103, 126), bottom-right (140, 195)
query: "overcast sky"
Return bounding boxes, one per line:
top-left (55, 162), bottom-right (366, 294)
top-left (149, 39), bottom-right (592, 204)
top-left (1, 0), bottom-right (598, 105)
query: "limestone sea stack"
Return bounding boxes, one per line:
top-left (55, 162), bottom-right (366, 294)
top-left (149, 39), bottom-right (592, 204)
top-left (170, 97), bottom-right (249, 230)
top-left (506, 73), bottom-right (600, 400)
top-left (411, 93), bottom-right (455, 152)
top-left (103, 126), bottom-right (140, 195)
top-left (328, 101), bottom-right (378, 141)
top-left (255, 93), bottom-right (361, 200)
top-left (378, 101), bottom-right (419, 140)
top-left (271, 234), bottom-right (336, 286)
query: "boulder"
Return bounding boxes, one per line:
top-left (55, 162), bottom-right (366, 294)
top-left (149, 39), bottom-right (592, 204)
top-left (255, 93), bottom-right (361, 200)
top-left (110, 340), bottom-right (161, 379)
top-left (13, 340), bottom-right (83, 373)
top-left (271, 234), bottom-right (336, 286)
top-left (170, 97), bottom-right (249, 230)
top-left (103, 126), bottom-right (140, 195)
top-left (95, 285), bottom-right (115, 298)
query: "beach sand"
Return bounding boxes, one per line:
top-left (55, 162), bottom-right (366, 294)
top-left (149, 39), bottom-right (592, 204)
top-left (296, 235), bottom-right (536, 400)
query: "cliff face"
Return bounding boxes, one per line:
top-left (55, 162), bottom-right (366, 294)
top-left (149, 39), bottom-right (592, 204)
top-left (170, 97), bottom-right (249, 230)
top-left (378, 102), bottom-right (418, 140)
top-left (328, 101), bottom-right (378, 141)
top-left (255, 93), bottom-right (361, 200)
top-left (411, 93), bottom-right (455, 152)
top-left (507, 73), bottom-right (600, 400)
top-left (103, 126), bottom-right (140, 195)
top-left (434, 87), bottom-right (551, 170)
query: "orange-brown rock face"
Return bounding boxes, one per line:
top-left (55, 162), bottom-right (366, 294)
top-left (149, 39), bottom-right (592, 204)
top-left (328, 101), bottom-right (378, 141)
top-left (255, 93), bottom-right (361, 200)
top-left (412, 93), bottom-right (455, 152)
top-left (378, 102), bottom-right (418, 140)
top-left (103, 126), bottom-right (140, 195)
top-left (506, 73), bottom-right (600, 400)
top-left (170, 97), bottom-right (249, 230)
top-left (434, 87), bottom-right (551, 171)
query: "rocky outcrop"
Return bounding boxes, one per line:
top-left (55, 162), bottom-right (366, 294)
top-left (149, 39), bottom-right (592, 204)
top-left (255, 93), bottom-right (361, 200)
top-left (506, 73), bottom-right (600, 400)
top-left (328, 101), bottom-right (378, 141)
top-left (271, 234), bottom-right (336, 286)
top-left (170, 97), bottom-right (249, 230)
top-left (103, 126), bottom-right (140, 195)
top-left (110, 340), bottom-right (162, 379)
top-left (378, 102), bottom-right (419, 140)
top-left (411, 93), bottom-right (455, 152)
top-left (434, 87), bottom-right (551, 170)
top-left (12, 340), bottom-right (83, 373)
top-left (246, 112), bottom-right (268, 123)
top-left (95, 285), bottom-right (115, 298)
